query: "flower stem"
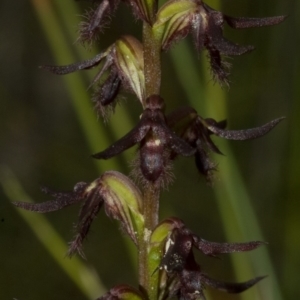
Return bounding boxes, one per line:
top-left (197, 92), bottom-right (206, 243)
top-left (139, 10), bottom-right (162, 298)
top-left (142, 22), bottom-right (161, 100)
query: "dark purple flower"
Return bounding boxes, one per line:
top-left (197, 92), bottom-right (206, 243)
top-left (13, 171), bottom-right (144, 257)
top-left (158, 0), bottom-right (286, 84)
top-left (42, 36), bottom-right (145, 120)
top-left (157, 218), bottom-right (265, 300)
top-left (167, 106), bottom-right (284, 182)
top-left (92, 95), bottom-right (195, 184)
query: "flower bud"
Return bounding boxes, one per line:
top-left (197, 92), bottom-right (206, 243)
top-left (100, 171), bottom-right (144, 244)
top-left (115, 36), bottom-right (145, 103)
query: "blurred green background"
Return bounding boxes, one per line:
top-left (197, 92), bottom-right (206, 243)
top-left (0, 0), bottom-right (299, 299)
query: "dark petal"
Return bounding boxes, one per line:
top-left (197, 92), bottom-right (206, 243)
top-left (206, 117), bottom-right (285, 140)
top-left (167, 131), bottom-right (196, 156)
top-left (92, 87), bottom-right (116, 121)
top-left (92, 121), bottom-right (150, 159)
top-left (68, 188), bottom-right (104, 257)
top-left (40, 53), bottom-right (105, 75)
top-left (78, 0), bottom-right (111, 45)
top-left (207, 13), bottom-right (255, 56)
top-left (224, 15), bottom-right (286, 29)
top-left (194, 119), bottom-right (223, 155)
top-left (88, 56), bottom-right (114, 89)
top-left (205, 118), bottom-right (227, 131)
top-left (40, 182), bottom-right (87, 198)
top-left (12, 197), bottom-right (79, 213)
top-left (201, 273), bottom-right (266, 293)
top-left (192, 13), bottom-right (206, 53)
top-left (167, 107), bottom-right (198, 143)
top-left (206, 47), bottom-right (230, 85)
top-left (12, 183), bottom-right (88, 213)
top-left (167, 107), bottom-right (197, 129)
top-left (179, 269), bottom-right (206, 300)
top-left (158, 120), bottom-right (195, 156)
top-left (161, 229), bottom-right (193, 272)
top-left (193, 237), bottom-right (266, 255)
top-left (195, 148), bottom-right (216, 182)
top-left (202, 134), bottom-right (223, 155)
top-left (92, 68), bottom-right (121, 118)
top-left (98, 72), bottom-right (121, 106)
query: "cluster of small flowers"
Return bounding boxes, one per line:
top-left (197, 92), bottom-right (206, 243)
top-left (14, 0), bottom-right (285, 299)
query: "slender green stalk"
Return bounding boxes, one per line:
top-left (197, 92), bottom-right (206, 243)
top-left (139, 3), bottom-right (162, 297)
top-left (143, 23), bottom-right (162, 100)
top-left (139, 183), bottom-right (160, 298)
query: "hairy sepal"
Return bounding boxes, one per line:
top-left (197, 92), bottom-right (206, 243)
top-left (204, 116), bottom-right (285, 140)
top-left (40, 50), bottom-right (111, 75)
top-left (224, 15), bottom-right (286, 29)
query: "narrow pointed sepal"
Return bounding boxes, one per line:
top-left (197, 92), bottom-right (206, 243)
top-left (224, 15), bottom-right (287, 29)
top-left (193, 238), bottom-right (266, 256)
top-left (201, 274), bottom-right (266, 293)
top-left (12, 182), bottom-right (88, 213)
top-left (40, 52), bottom-right (108, 75)
top-left (77, 0), bottom-right (120, 46)
top-left (92, 121), bottom-right (150, 159)
top-left (205, 117), bottom-right (285, 140)
top-left (68, 180), bottom-right (104, 257)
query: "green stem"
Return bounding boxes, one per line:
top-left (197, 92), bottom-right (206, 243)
top-left (139, 183), bottom-right (160, 298)
top-left (143, 23), bottom-right (161, 100)
top-left (139, 5), bottom-right (162, 298)
top-left (143, 183), bottom-right (160, 229)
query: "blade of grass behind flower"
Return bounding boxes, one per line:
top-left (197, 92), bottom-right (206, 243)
top-left (0, 166), bottom-right (105, 300)
top-left (201, 1), bottom-right (283, 298)
top-left (170, 37), bottom-right (283, 300)
top-left (30, 0), bottom-right (135, 171)
top-left (202, 58), bottom-right (283, 300)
